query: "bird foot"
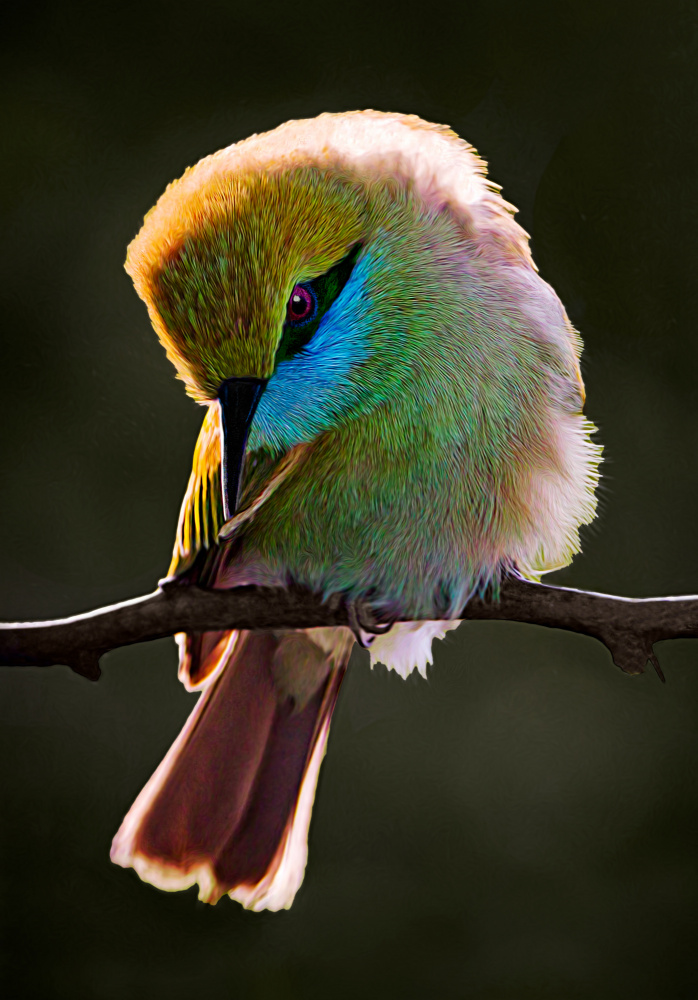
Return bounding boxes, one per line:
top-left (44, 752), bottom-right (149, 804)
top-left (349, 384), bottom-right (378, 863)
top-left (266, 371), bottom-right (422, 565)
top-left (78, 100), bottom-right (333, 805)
top-left (345, 597), bottom-right (395, 648)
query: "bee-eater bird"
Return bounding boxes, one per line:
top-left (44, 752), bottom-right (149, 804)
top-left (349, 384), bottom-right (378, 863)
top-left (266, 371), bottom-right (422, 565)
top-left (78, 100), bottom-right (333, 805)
top-left (110, 111), bottom-right (601, 911)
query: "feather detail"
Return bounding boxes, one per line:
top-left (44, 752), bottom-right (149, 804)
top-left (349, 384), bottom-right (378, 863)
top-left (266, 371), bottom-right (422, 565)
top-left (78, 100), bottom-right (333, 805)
top-left (168, 407), bottom-right (309, 689)
top-left (111, 628), bottom-right (352, 910)
top-left (169, 402), bottom-right (223, 578)
top-left (369, 620), bottom-right (462, 679)
top-left (176, 628), bottom-right (238, 692)
top-left (218, 442), bottom-right (311, 541)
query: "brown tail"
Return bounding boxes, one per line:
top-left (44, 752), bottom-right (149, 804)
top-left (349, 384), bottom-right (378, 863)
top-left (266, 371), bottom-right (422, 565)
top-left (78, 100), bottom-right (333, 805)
top-left (111, 628), bottom-right (351, 910)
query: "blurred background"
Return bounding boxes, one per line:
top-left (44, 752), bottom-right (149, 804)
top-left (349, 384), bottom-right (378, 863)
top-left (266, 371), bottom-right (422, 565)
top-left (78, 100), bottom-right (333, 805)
top-left (2, 1), bottom-right (698, 997)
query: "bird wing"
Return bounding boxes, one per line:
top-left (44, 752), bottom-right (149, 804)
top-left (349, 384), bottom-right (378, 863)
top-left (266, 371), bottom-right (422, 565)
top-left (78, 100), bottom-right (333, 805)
top-left (165, 404), bottom-right (231, 689)
top-left (168, 403), bottom-right (224, 580)
top-left (168, 405), bottom-right (308, 578)
top-left (167, 404), bottom-right (312, 689)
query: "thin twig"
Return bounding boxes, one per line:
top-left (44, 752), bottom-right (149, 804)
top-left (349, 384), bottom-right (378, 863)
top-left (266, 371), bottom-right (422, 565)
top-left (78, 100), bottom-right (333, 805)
top-left (0, 574), bottom-right (696, 681)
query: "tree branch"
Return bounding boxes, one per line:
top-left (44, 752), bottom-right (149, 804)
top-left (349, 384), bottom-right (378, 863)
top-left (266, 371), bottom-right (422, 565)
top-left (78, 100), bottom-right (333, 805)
top-left (0, 574), bottom-right (696, 681)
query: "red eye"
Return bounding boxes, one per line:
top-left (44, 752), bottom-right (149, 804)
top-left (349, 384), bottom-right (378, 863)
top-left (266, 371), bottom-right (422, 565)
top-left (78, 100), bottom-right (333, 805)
top-left (286, 285), bottom-right (317, 325)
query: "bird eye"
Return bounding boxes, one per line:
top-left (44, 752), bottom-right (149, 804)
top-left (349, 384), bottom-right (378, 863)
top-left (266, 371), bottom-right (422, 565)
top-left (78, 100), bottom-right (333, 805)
top-left (276, 244), bottom-right (361, 365)
top-left (286, 285), bottom-right (317, 325)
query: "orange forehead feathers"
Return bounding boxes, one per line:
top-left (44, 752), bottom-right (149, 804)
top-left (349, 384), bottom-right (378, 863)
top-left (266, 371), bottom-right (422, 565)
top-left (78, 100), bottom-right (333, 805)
top-left (126, 156), bottom-right (365, 399)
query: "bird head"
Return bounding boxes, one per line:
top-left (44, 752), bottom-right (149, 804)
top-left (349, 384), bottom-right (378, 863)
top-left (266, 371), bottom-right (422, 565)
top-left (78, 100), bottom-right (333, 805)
top-left (126, 111), bottom-right (531, 517)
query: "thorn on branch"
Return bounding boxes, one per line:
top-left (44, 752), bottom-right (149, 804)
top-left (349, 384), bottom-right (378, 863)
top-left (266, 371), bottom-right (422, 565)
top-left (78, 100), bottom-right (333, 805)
top-left (649, 650), bottom-right (666, 684)
top-left (69, 652), bottom-right (102, 682)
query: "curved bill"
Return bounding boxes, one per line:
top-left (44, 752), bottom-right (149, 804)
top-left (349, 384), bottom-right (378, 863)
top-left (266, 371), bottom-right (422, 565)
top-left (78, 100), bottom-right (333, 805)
top-left (217, 377), bottom-right (267, 520)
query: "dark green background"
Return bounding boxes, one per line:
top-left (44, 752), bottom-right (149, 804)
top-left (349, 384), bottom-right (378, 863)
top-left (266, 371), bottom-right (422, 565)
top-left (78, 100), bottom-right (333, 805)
top-left (2, 2), bottom-right (698, 997)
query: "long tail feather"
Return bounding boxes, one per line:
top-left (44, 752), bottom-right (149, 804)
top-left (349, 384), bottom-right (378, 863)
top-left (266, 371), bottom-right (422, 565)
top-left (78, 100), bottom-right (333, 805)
top-left (111, 630), bottom-right (348, 910)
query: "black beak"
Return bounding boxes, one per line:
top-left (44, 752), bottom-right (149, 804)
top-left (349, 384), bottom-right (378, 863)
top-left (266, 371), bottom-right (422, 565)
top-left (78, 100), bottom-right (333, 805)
top-left (217, 377), bottom-right (267, 520)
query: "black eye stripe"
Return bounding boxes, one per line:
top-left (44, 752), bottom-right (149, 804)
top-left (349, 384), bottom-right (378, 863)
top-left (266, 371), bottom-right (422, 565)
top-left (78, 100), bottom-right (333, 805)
top-left (276, 243), bottom-right (362, 365)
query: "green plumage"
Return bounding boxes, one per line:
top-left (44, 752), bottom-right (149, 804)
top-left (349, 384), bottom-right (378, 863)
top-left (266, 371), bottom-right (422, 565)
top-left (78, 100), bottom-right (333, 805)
top-left (113, 111), bottom-right (601, 910)
top-left (164, 169), bottom-right (598, 618)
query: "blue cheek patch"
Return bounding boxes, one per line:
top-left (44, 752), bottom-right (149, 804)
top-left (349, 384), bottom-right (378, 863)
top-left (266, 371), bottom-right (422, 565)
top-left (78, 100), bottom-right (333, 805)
top-left (248, 258), bottom-right (373, 452)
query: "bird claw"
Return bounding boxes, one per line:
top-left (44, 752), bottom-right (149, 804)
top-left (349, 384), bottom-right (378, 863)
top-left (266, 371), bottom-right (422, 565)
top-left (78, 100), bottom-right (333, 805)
top-left (345, 597), bottom-right (395, 648)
